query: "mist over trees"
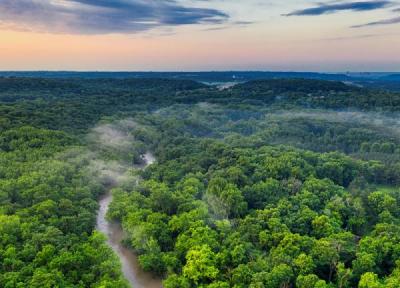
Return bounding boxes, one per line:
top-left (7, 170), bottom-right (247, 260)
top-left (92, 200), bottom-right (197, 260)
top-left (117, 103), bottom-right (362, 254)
top-left (1, 77), bottom-right (400, 287)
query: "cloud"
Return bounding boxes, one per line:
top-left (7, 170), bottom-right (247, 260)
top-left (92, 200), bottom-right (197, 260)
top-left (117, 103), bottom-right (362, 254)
top-left (201, 20), bottom-right (254, 31)
top-left (285, 1), bottom-right (392, 16)
top-left (0, 0), bottom-right (229, 34)
top-left (321, 33), bottom-right (384, 40)
top-left (352, 16), bottom-right (400, 27)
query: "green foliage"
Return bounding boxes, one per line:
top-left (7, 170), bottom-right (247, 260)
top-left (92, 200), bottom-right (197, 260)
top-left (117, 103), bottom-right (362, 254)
top-left (0, 125), bottom-right (127, 286)
top-left (110, 132), bottom-right (400, 287)
top-left (183, 245), bottom-right (219, 284)
top-left (3, 77), bottom-right (400, 287)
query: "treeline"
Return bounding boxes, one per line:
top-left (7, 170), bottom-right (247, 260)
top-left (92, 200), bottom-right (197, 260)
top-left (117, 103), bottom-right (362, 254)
top-left (0, 77), bottom-right (206, 102)
top-left (0, 78), bottom-right (208, 134)
top-left (220, 79), bottom-right (400, 110)
top-left (2, 77), bottom-right (400, 135)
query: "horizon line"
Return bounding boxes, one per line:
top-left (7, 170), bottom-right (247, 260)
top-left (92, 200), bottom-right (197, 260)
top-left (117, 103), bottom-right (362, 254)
top-left (0, 70), bottom-right (399, 74)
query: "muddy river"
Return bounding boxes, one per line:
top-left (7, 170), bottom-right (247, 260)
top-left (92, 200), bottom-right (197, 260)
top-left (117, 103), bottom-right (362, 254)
top-left (96, 153), bottom-right (162, 288)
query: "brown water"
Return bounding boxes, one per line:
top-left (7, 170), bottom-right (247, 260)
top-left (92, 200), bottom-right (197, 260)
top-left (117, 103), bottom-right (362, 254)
top-left (96, 153), bottom-right (162, 288)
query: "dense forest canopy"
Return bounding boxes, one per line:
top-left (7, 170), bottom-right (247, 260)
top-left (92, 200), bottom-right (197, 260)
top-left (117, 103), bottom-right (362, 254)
top-left (1, 77), bottom-right (400, 287)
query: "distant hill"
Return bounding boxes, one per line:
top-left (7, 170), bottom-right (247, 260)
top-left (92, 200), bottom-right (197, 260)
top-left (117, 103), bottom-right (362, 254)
top-left (381, 74), bottom-right (400, 81)
top-left (233, 78), bottom-right (357, 94)
top-left (0, 77), bottom-right (206, 103)
top-left (0, 77), bottom-right (206, 91)
top-left (216, 78), bottom-right (400, 110)
top-left (0, 71), bottom-right (353, 82)
top-left (1, 71), bottom-right (399, 92)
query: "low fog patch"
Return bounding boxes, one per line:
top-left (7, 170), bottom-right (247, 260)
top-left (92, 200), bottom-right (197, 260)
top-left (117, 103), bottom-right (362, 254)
top-left (265, 110), bottom-right (400, 140)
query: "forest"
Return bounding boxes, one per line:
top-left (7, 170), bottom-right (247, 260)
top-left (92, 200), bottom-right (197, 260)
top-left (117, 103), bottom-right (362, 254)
top-left (1, 77), bottom-right (400, 287)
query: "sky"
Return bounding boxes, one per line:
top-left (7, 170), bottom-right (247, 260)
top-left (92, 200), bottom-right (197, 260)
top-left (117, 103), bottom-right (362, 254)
top-left (0, 0), bottom-right (399, 72)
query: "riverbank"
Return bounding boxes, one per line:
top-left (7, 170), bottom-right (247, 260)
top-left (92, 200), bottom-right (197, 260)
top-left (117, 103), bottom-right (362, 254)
top-left (96, 152), bottom-right (162, 288)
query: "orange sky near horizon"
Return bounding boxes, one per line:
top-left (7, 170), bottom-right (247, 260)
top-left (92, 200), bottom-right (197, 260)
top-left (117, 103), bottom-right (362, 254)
top-left (0, 1), bottom-right (399, 71)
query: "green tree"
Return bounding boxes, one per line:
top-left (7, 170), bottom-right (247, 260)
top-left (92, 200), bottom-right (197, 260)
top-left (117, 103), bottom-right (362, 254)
top-left (183, 245), bottom-right (219, 285)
